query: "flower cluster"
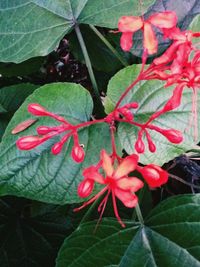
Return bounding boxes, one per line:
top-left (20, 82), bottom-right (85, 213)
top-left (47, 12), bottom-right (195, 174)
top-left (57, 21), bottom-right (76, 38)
top-left (14, 10), bottom-right (196, 227)
top-left (146, 29), bottom-right (200, 139)
top-left (16, 103), bottom-right (85, 163)
top-left (117, 10), bottom-right (200, 140)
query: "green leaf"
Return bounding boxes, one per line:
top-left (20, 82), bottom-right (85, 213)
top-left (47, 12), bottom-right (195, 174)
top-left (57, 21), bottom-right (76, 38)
top-left (56, 194), bottom-right (200, 267)
top-left (0, 83), bottom-right (38, 113)
top-left (0, 82), bottom-right (112, 204)
top-left (0, 0), bottom-right (154, 63)
top-left (0, 57), bottom-right (44, 77)
top-left (0, 196), bottom-right (72, 267)
top-left (104, 64), bottom-right (200, 165)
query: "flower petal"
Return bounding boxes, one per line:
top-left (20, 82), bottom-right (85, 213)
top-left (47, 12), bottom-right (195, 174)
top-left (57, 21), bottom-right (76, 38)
top-left (83, 166), bottom-right (105, 184)
top-left (116, 177), bottom-right (143, 191)
top-left (120, 32), bottom-right (133, 52)
top-left (101, 150), bottom-right (114, 176)
top-left (114, 188), bottom-right (138, 208)
top-left (153, 41), bottom-right (181, 65)
top-left (114, 154), bottom-right (138, 179)
top-left (148, 11), bottom-right (177, 29)
top-left (143, 22), bottom-right (158, 55)
top-left (118, 16), bottom-right (143, 32)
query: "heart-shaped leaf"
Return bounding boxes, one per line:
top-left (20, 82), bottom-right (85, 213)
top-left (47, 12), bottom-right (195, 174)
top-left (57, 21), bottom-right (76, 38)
top-left (56, 194), bottom-right (200, 267)
top-left (0, 82), bottom-right (112, 204)
top-left (104, 64), bottom-right (200, 165)
top-left (0, 0), bottom-right (154, 63)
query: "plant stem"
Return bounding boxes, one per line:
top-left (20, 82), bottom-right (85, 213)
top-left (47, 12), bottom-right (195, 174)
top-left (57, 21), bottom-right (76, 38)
top-left (89, 25), bottom-right (128, 67)
top-left (74, 24), bottom-right (105, 116)
top-left (135, 202), bottom-right (144, 225)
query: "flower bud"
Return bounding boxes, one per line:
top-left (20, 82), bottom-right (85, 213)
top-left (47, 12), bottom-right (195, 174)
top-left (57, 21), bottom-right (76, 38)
top-left (119, 108), bottom-right (133, 121)
top-left (160, 129), bottom-right (183, 144)
top-left (12, 119), bottom-right (37, 134)
top-left (16, 136), bottom-right (42, 150)
top-left (37, 126), bottom-right (52, 135)
top-left (51, 142), bottom-right (63, 155)
top-left (28, 104), bottom-right (50, 116)
top-left (141, 164), bottom-right (168, 188)
top-left (124, 102), bottom-right (139, 109)
top-left (135, 132), bottom-right (145, 154)
top-left (71, 145), bottom-right (85, 163)
top-left (77, 179), bottom-right (94, 198)
top-left (148, 140), bottom-right (156, 153)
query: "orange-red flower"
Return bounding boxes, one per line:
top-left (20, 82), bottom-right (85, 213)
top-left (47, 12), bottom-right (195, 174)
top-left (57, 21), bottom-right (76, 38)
top-left (74, 150), bottom-right (144, 227)
top-left (118, 11), bottom-right (177, 54)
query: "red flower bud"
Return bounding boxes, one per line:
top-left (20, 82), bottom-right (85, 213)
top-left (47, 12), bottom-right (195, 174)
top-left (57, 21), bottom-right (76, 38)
top-left (148, 140), bottom-right (156, 153)
top-left (129, 102), bottom-right (139, 109)
top-left (51, 142), bottom-right (63, 155)
top-left (78, 179), bottom-right (94, 198)
top-left (28, 103), bottom-right (50, 116)
top-left (37, 126), bottom-right (52, 135)
top-left (141, 164), bottom-right (168, 188)
top-left (135, 139), bottom-right (145, 153)
top-left (71, 145), bottom-right (85, 163)
top-left (124, 102), bottom-right (139, 109)
top-left (12, 119), bottom-right (37, 134)
top-left (119, 108), bottom-right (133, 121)
top-left (160, 129), bottom-right (183, 144)
top-left (16, 136), bottom-right (42, 150)
top-left (135, 131), bottom-right (145, 153)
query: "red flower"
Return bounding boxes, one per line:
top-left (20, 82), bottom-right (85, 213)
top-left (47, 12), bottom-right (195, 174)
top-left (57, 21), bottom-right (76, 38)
top-left (118, 11), bottom-right (177, 54)
top-left (74, 150), bottom-right (144, 227)
top-left (153, 28), bottom-right (194, 74)
top-left (139, 164), bottom-right (168, 188)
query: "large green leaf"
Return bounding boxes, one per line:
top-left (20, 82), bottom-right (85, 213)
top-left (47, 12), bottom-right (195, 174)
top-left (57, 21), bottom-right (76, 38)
top-left (0, 0), bottom-right (154, 63)
top-left (0, 83), bottom-right (112, 204)
top-left (56, 194), bottom-right (200, 267)
top-left (104, 64), bottom-right (200, 165)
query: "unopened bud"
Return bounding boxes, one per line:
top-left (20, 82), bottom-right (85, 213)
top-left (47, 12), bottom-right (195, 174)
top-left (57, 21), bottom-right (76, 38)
top-left (37, 126), bottom-right (52, 135)
top-left (71, 145), bottom-right (85, 163)
top-left (28, 103), bottom-right (50, 116)
top-left (140, 164), bottom-right (168, 188)
top-left (12, 119), bottom-right (37, 134)
top-left (77, 179), bottom-right (94, 198)
top-left (119, 108), bottom-right (133, 121)
top-left (160, 129), bottom-right (183, 144)
top-left (16, 136), bottom-right (42, 150)
top-left (135, 138), bottom-right (145, 153)
top-left (51, 142), bottom-right (63, 155)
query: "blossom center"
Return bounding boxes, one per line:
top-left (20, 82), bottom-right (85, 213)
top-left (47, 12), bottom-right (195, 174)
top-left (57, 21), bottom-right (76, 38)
top-left (105, 176), bottom-right (116, 189)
